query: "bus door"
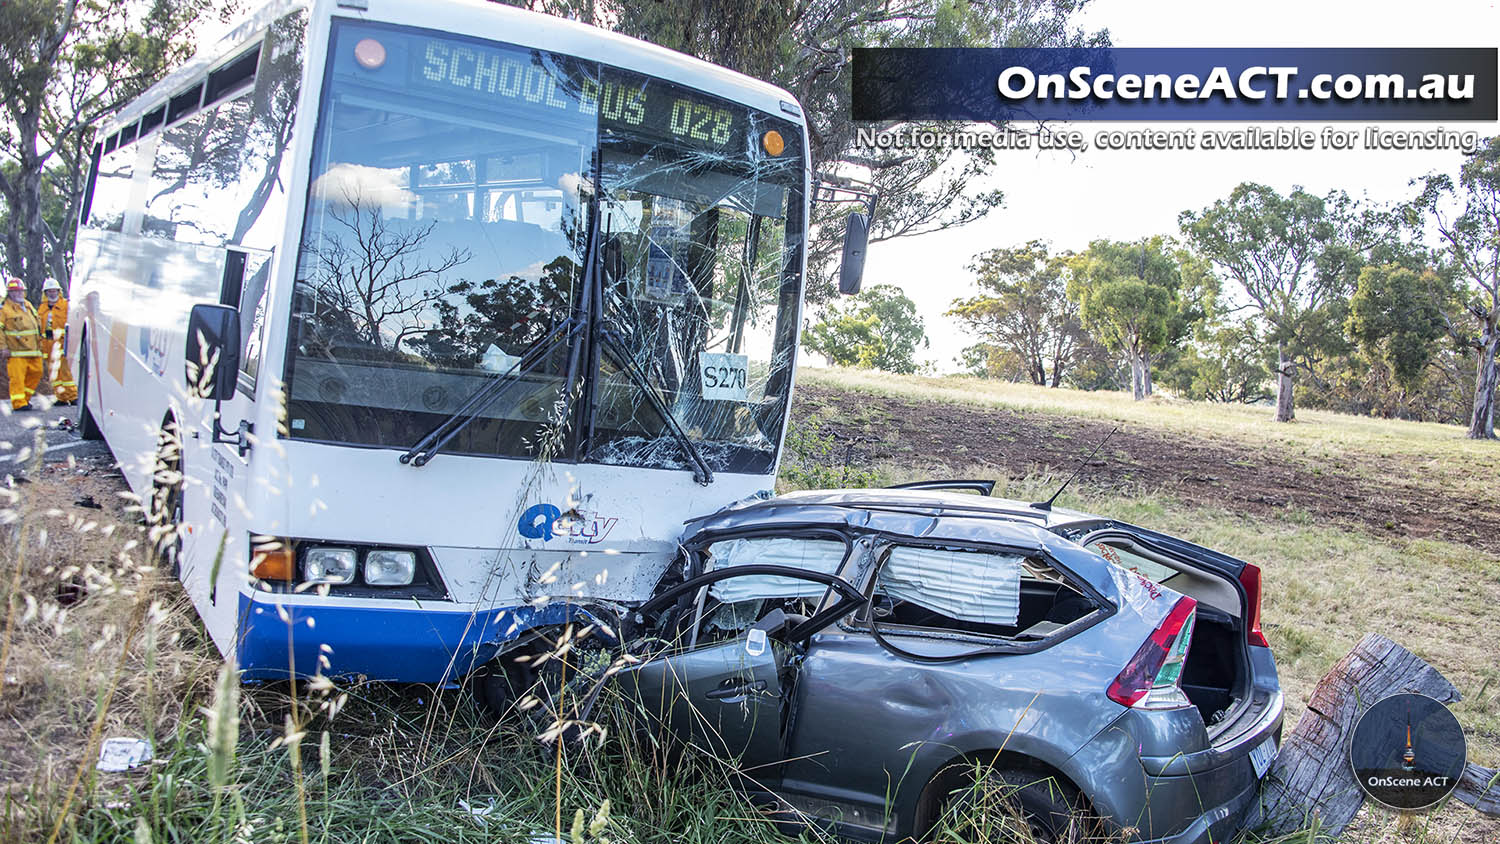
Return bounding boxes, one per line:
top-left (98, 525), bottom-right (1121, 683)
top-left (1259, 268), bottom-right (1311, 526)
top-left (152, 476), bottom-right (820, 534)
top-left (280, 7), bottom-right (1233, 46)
top-left (179, 246), bottom-right (274, 617)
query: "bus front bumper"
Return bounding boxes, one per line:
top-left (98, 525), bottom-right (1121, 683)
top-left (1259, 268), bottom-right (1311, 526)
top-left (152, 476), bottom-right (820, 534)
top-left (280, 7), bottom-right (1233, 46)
top-left (235, 594), bottom-right (607, 684)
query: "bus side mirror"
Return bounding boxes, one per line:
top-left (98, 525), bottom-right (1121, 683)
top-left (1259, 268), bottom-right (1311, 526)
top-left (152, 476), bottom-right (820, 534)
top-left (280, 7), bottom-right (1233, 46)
top-left (839, 212), bottom-right (869, 296)
top-left (186, 303), bottom-right (241, 401)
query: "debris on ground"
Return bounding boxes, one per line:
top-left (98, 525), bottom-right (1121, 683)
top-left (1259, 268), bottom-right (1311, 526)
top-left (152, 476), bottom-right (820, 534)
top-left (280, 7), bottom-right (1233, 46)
top-left (96, 738), bottom-right (153, 772)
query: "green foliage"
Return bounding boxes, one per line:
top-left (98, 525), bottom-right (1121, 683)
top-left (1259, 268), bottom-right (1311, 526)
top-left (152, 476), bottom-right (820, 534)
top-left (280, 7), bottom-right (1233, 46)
top-left (1062, 338), bottom-right (1129, 391)
top-left (0, 159), bottom-right (71, 274)
top-left (509, 0), bottom-right (1109, 302)
top-left (778, 417), bottom-right (881, 490)
top-left (1346, 264), bottom-right (1451, 389)
top-left (1066, 237), bottom-right (1211, 398)
top-left (960, 341), bottom-right (1025, 381)
top-left (1068, 238), bottom-right (1179, 352)
top-left (802, 283), bottom-right (928, 374)
top-left (1410, 135), bottom-right (1500, 438)
top-left (0, 0), bottom-right (219, 294)
top-left (949, 240), bottom-right (1094, 387)
top-left (1159, 320), bottom-right (1270, 404)
top-left (1179, 184), bottom-right (1378, 354)
top-left (1179, 182), bottom-right (1389, 420)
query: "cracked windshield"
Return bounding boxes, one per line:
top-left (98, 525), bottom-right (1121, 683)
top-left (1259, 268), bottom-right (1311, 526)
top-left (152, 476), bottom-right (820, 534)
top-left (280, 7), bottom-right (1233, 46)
top-left (286, 21), bottom-right (804, 474)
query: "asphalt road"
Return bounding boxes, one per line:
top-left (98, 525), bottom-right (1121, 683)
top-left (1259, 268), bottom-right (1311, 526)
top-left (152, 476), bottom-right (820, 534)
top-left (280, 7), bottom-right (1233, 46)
top-left (0, 400), bottom-right (114, 470)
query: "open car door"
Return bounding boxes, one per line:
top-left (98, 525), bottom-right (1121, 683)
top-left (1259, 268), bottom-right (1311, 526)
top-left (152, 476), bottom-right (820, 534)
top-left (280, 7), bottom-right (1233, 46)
top-left (618, 554), bottom-right (866, 784)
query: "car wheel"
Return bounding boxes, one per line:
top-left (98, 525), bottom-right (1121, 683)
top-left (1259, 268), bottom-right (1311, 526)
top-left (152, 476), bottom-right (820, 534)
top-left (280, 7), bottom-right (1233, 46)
top-left (925, 764), bottom-right (1092, 844)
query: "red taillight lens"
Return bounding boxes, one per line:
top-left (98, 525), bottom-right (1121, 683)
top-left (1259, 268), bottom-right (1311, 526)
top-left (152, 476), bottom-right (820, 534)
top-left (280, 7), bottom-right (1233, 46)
top-left (1239, 563), bottom-right (1268, 648)
top-left (1107, 596), bottom-right (1197, 708)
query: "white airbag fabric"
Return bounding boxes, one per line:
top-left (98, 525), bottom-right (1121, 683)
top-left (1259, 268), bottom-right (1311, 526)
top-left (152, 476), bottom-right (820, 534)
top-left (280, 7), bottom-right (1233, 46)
top-left (706, 538), bottom-right (846, 602)
top-left (880, 547), bottom-right (1022, 627)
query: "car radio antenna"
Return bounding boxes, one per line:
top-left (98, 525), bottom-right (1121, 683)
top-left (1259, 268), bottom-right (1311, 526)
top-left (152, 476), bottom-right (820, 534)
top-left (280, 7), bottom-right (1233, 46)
top-left (1034, 424), bottom-right (1121, 512)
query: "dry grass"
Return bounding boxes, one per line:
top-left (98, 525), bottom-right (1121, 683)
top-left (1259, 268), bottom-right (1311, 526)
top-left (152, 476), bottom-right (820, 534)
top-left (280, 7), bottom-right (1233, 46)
top-left (0, 444), bottom-right (218, 840)
top-left (800, 367), bottom-right (1500, 515)
top-left (3, 373), bottom-right (1498, 841)
top-left (870, 461), bottom-right (1500, 844)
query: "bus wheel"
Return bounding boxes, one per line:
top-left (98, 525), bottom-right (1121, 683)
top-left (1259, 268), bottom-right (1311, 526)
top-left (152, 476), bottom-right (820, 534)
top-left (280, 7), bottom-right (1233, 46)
top-left (472, 646), bottom-right (539, 722)
top-left (76, 338), bottom-right (103, 440)
top-left (149, 421), bottom-right (185, 579)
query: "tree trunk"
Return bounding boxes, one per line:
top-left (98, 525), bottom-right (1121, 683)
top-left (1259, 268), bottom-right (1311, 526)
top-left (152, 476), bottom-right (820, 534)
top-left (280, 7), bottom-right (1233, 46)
top-left (1274, 343), bottom-right (1295, 422)
top-left (1250, 633), bottom-right (1500, 837)
top-left (1128, 354), bottom-right (1146, 400)
top-left (1141, 352), bottom-right (1153, 397)
top-left (1469, 326), bottom-right (1498, 439)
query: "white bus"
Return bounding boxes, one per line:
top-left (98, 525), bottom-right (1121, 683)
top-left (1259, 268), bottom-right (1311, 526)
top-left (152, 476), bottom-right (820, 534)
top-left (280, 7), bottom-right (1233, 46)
top-left (68, 0), bottom-right (866, 704)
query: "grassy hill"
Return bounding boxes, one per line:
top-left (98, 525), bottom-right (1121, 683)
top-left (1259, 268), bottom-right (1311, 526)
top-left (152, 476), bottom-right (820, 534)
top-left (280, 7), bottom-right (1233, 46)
top-left (2, 371), bottom-right (1497, 843)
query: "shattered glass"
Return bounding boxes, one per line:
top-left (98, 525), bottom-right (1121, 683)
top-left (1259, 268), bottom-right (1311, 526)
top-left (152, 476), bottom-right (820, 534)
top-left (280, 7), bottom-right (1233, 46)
top-left (283, 20), bottom-right (804, 475)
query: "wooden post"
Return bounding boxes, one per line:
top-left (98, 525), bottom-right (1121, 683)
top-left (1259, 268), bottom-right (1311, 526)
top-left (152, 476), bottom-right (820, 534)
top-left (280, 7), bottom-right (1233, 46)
top-left (1251, 633), bottom-right (1500, 837)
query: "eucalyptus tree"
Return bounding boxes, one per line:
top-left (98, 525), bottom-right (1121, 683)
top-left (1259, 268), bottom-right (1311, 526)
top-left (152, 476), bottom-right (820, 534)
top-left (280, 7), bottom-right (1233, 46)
top-left (1066, 236), bottom-right (1205, 399)
top-left (496, 0), bottom-right (1109, 302)
top-left (949, 240), bottom-right (1089, 388)
top-left (803, 283), bottom-right (928, 374)
top-left (1412, 136), bottom-right (1500, 439)
top-left (1180, 183), bottom-right (1384, 423)
top-left (0, 0), bottom-right (216, 296)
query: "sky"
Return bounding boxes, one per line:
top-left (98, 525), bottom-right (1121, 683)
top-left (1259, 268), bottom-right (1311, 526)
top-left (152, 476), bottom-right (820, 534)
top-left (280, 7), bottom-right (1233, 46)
top-left (863, 0), bottom-right (1500, 372)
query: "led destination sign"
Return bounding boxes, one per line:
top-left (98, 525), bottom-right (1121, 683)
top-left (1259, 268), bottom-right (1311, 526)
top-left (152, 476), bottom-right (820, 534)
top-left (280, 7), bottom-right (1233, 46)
top-left (410, 39), bottom-right (751, 153)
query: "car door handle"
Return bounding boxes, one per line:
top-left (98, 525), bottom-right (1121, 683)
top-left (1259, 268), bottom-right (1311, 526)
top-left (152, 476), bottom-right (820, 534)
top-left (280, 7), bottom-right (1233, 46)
top-left (705, 678), bottom-right (766, 700)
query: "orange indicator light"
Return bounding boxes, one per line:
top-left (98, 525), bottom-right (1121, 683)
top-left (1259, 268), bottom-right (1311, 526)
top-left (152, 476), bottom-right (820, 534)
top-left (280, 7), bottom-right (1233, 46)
top-left (354, 38), bottom-right (387, 70)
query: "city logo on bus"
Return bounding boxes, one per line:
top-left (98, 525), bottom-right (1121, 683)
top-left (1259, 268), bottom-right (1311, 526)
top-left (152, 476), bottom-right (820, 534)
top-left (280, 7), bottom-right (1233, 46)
top-left (518, 503), bottom-right (618, 545)
top-left (137, 325), bottom-right (170, 377)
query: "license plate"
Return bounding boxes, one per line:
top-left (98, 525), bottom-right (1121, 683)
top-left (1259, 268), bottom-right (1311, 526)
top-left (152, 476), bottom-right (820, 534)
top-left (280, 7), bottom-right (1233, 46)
top-left (1249, 736), bottom-right (1278, 779)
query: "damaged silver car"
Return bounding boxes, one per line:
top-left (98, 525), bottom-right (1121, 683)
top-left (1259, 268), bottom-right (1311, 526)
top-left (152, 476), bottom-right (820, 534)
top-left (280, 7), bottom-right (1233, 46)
top-left (597, 483), bottom-right (1283, 843)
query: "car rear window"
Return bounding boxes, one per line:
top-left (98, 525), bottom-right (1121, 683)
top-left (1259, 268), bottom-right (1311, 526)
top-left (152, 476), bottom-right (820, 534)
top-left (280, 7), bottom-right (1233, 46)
top-left (1092, 542), bottom-right (1178, 584)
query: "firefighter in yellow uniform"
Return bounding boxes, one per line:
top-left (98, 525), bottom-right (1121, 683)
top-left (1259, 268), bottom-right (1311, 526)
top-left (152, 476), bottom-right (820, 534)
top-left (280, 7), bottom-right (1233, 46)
top-left (2, 278), bottom-right (44, 411)
top-left (39, 278), bottom-right (77, 404)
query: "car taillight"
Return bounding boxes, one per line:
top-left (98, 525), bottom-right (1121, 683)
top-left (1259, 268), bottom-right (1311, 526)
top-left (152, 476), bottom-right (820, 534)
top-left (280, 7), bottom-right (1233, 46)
top-left (1107, 596), bottom-right (1197, 709)
top-left (1239, 563), bottom-right (1269, 647)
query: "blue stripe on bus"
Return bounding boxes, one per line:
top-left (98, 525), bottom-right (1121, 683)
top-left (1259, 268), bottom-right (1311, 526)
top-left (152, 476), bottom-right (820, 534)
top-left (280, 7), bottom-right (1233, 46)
top-left (235, 595), bottom-right (613, 684)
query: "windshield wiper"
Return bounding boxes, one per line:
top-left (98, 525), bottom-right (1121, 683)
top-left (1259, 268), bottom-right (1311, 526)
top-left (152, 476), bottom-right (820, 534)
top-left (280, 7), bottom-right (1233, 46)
top-left (596, 327), bottom-right (713, 486)
top-left (398, 318), bottom-right (582, 466)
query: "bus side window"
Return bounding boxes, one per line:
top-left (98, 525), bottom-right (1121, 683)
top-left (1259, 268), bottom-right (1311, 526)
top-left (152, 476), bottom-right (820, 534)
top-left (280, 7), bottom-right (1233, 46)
top-left (86, 144), bottom-right (134, 233)
top-left (237, 252), bottom-right (272, 396)
top-left (141, 97), bottom-right (256, 253)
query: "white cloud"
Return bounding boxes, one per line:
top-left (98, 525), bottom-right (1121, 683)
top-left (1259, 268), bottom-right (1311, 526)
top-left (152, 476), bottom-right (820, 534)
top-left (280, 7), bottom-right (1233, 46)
top-left (310, 163), bottom-right (417, 211)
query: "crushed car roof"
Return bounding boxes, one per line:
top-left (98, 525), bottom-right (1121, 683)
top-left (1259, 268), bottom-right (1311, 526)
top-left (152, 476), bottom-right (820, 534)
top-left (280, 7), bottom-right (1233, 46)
top-left (684, 488), bottom-right (1102, 547)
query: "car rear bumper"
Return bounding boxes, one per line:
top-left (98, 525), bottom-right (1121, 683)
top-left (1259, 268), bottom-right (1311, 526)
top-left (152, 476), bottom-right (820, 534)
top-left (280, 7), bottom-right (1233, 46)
top-left (1065, 691), bottom-right (1284, 843)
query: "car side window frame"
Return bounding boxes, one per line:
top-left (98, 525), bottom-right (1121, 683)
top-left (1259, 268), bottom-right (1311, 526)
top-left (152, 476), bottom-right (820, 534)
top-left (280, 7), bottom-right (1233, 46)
top-left (637, 527), bottom-right (868, 649)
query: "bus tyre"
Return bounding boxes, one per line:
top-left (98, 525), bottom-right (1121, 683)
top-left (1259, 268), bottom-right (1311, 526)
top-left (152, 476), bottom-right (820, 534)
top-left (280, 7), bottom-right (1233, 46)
top-left (471, 650), bottom-right (536, 722)
top-left (76, 340), bottom-right (103, 440)
top-left (149, 421), bottom-right (185, 579)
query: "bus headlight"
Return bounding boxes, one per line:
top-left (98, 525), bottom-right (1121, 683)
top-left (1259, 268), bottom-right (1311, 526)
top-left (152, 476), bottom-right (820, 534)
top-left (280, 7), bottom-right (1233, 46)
top-left (365, 549), bottom-right (416, 586)
top-left (303, 547), bottom-right (358, 584)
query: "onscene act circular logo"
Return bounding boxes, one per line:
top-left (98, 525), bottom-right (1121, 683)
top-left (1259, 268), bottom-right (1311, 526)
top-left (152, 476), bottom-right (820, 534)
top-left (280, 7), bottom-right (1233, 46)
top-left (1349, 692), bottom-right (1467, 811)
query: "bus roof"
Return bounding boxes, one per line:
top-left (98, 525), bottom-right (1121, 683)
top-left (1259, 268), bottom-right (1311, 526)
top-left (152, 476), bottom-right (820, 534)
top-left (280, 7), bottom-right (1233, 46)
top-left (101, 0), bottom-right (805, 138)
